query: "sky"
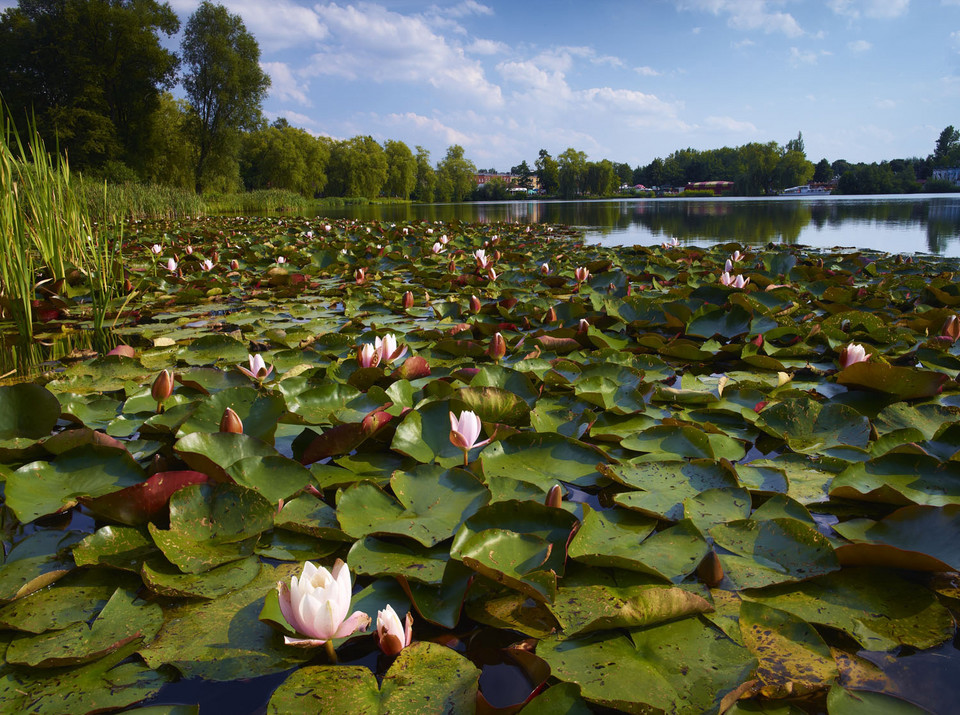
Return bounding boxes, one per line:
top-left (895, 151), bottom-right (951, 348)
top-left (5, 0), bottom-right (960, 171)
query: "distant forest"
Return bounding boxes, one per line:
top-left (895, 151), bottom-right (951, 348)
top-left (1, 1), bottom-right (957, 200)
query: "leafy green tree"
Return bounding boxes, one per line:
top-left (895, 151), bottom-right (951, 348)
top-left (785, 131), bottom-right (805, 154)
top-left (476, 177), bottom-right (509, 200)
top-left (584, 159), bottom-right (617, 196)
top-left (535, 149), bottom-right (559, 195)
top-left (774, 150), bottom-right (814, 192)
top-left (557, 147), bottom-right (587, 198)
top-left (412, 145), bottom-right (436, 202)
top-left (0, 0), bottom-right (180, 172)
top-left (383, 140), bottom-right (416, 199)
top-left (510, 160), bottom-right (533, 190)
top-left (325, 135), bottom-right (388, 198)
top-left (614, 162), bottom-right (633, 186)
top-left (182, 1), bottom-right (270, 192)
top-left (241, 124), bottom-right (328, 196)
top-left (933, 125), bottom-right (960, 167)
top-left (143, 92), bottom-right (195, 189)
top-left (435, 145), bottom-right (476, 202)
top-left (813, 158), bottom-right (833, 183)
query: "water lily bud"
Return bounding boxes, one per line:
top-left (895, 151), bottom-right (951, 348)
top-left (211, 251), bottom-right (219, 263)
top-left (230, 259), bottom-right (240, 270)
top-left (377, 605), bottom-right (413, 657)
top-left (487, 332), bottom-right (507, 362)
top-left (545, 484), bottom-right (563, 508)
top-left (219, 407), bottom-right (243, 434)
top-left (151, 369), bottom-right (173, 407)
top-left (424, 291), bottom-right (431, 305)
top-left (697, 550), bottom-right (724, 587)
top-left (487, 267), bottom-right (498, 282)
top-left (185, 245), bottom-right (193, 255)
top-left (469, 295), bottom-right (482, 314)
top-left (448, 259), bottom-right (456, 272)
top-left (577, 318), bottom-right (590, 334)
top-left (355, 268), bottom-right (366, 284)
top-left (544, 306), bottom-right (557, 324)
top-left (402, 291), bottom-right (415, 309)
top-left (493, 249), bottom-right (501, 262)
top-left (942, 315), bottom-right (960, 342)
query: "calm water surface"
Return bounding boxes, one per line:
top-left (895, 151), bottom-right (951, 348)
top-left (321, 194), bottom-right (960, 257)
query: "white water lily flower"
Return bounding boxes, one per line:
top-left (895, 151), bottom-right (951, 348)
top-left (839, 343), bottom-right (868, 369)
top-left (278, 560), bottom-right (371, 646)
top-left (238, 353), bottom-right (273, 380)
top-left (450, 410), bottom-right (493, 465)
top-left (375, 334), bottom-right (407, 364)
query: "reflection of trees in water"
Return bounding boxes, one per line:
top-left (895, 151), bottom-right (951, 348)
top-left (316, 197), bottom-right (960, 252)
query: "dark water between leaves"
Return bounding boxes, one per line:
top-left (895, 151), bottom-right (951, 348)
top-left (316, 194), bottom-right (960, 257)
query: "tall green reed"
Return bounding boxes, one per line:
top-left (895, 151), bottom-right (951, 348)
top-left (0, 118), bottom-right (36, 340)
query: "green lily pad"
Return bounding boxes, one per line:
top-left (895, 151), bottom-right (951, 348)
top-left (7, 445), bottom-right (147, 522)
top-left (830, 454), bottom-right (960, 506)
top-left (348, 536), bottom-right (449, 584)
top-left (0, 383), bottom-right (60, 439)
top-left (538, 617), bottom-right (755, 713)
top-left (757, 398), bottom-right (870, 454)
top-left (173, 431), bottom-right (277, 481)
top-left (480, 431), bottom-right (609, 489)
top-left (176, 386), bottom-right (286, 443)
top-left (73, 525), bottom-right (159, 571)
top-left (826, 684), bottom-right (931, 715)
top-left (5, 588), bottom-right (163, 667)
top-left (711, 517), bottom-right (840, 589)
top-left (225, 454), bottom-right (312, 504)
top-left (142, 556), bottom-right (261, 599)
top-left (275, 493), bottom-right (351, 542)
top-left (266, 642), bottom-right (480, 714)
top-left (740, 600), bottom-right (838, 697)
top-left (336, 465), bottom-right (489, 547)
top-left (605, 459), bottom-right (739, 521)
top-left (837, 362), bottom-right (948, 400)
top-left (148, 482), bottom-right (274, 574)
top-left (0, 530), bottom-right (80, 603)
top-left (741, 567), bottom-right (954, 651)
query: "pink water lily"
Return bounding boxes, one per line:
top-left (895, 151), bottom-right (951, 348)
top-left (377, 604), bottom-right (413, 657)
top-left (150, 244), bottom-right (163, 255)
top-left (662, 237), bottom-right (680, 249)
top-left (164, 258), bottom-right (177, 273)
top-left (474, 249), bottom-right (492, 269)
top-left (450, 410), bottom-right (493, 465)
top-left (432, 242), bottom-right (445, 254)
top-left (277, 560), bottom-right (371, 647)
top-left (357, 343), bottom-right (381, 368)
top-left (238, 353), bottom-right (273, 380)
top-left (540, 262), bottom-right (550, 275)
top-left (375, 334), bottom-right (407, 364)
top-left (574, 266), bottom-right (590, 284)
top-left (838, 343), bottom-right (868, 369)
top-left (720, 272), bottom-right (749, 288)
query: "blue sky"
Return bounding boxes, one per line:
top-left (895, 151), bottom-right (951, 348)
top-left (8, 0), bottom-right (959, 170)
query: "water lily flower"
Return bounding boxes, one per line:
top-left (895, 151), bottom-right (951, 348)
top-left (574, 266), bottom-right (590, 285)
top-left (487, 267), bottom-right (498, 282)
top-left (720, 272), bottom-right (749, 288)
top-left (375, 334), bottom-right (407, 364)
top-left (474, 249), bottom-right (491, 269)
top-left (432, 242), bottom-right (445, 254)
top-left (324, 224), bottom-right (332, 232)
top-left (164, 258), bottom-right (177, 273)
top-left (662, 237), bottom-right (680, 249)
top-left (377, 605), bottom-right (413, 657)
top-left (439, 234), bottom-right (449, 245)
top-left (200, 259), bottom-right (214, 271)
top-left (238, 354), bottom-right (273, 380)
top-left (185, 245), bottom-right (193, 255)
top-left (450, 410), bottom-right (493, 465)
top-left (277, 560), bottom-right (371, 647)
top-left (730, 250), bottom-right (743, 262)
top-left (426, 228), bottom-right (434, 234)
top-left (357, 343), bottom-right (381, 368)
top-left (150, 244), bottom-right (162, 255)
top-left (724, 259), bottom-right (733, 273)
top-left (838, 343), bottom-right (868, 369)
top-left (540, 262), bottom-right (550, 275)
top-left (355, 268), bottom-right (366, 284)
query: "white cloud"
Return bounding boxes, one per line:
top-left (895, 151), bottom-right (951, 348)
top-left (169, 1), bottom-right (329, 52)
top-left (262, 62), bottom-right (310, 105)
top-left (732, 38), bottom-right (756, 49)
top-left (790, 47), bottom-right (820, 65)
top-left (437, 1), bottom-right (494, 18)
top-left (848, 39), bottom-right (872, 52)
top-left (304, 3), bottom-right (503, 107)
top-left (383, 112), bottom-right (472, 146)
top-left (266, 110), bottom-right (324, 132)
top-left (703, 116), bottom-right (759, 132)
top-left (828, 0), bottom-right (910, 19)
top-left (466, 38), bottom-right (510, 55)
top-left (679, 0), bottom-right (803, 37)
top-left (875, 98), bottom-right (896, 108)
top-left (634, 66), bottom-right (662, 76)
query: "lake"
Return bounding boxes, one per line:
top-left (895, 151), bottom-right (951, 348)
top-left (319, 194), bottom-right (960, 256)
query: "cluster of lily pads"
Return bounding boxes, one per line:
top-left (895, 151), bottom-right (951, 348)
top-left (1, 215), bottom-right (960, 714)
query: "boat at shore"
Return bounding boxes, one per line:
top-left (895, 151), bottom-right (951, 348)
top-left (781, 183), bottom-right (834, 195)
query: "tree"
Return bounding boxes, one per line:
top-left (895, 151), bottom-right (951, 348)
top-left (774, 149), bottom-right (814, 192)
top-left (143, 92), bottom-right (195, 189)
top-left (383, 140), bottom-right (416, 199)
top-left (557, 147), bottom-right (587, 198)
top-left (510, 160), bottom-right (533, 190)
top-left (325, 136), bottom-right (388, 198)
top-left (241, 124), bottom-right (328, 196)
top-left (933, 125), bottom-right (960, 167)
top-left (0, 0), bottom-right (180, 172)
top-left (182, 1), bottom-right (270, 192)
top-left (813, 158), bottom-right (833, 183)
top-left (535, 149), bottom-right (559, 195)
top-left (435, 145), bottom-right (476, 202)
top-left (412, 145), bottom-right (436, 202)
top-left (785, 131), bottom-right (805, 155)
